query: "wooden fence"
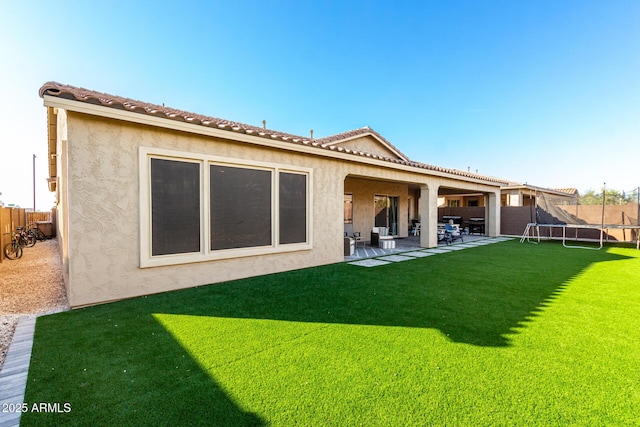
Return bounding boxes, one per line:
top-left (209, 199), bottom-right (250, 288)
top-left (0, 207), bottom-right (53, 263)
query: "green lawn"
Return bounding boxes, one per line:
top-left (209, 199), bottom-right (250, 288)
top-left (22, 240), bottom-right (640, 426)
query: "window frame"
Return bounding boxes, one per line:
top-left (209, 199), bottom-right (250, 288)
top-left (150, 157), bottom-right (203, 256)
top-left (278, 170), bottom-right (309, 245)
top-left (209, 162), bottom-right (274, 251)
top-left (140, 147), bottom-right (313, 268)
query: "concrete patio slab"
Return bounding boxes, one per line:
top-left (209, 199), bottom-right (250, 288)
top-left (377, 255), bottom-right (416, 263)
top-left (442, 245), bottom-right (467, 250)
top-left (423, 248), bottom-right (454, 254)
top-left (402, 251), bottom-right (436, 258)
top-left (347, 259), bottom-right (392, 267)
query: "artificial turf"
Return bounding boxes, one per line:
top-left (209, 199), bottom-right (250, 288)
top-left (20, 240), bottom-right (640, 426)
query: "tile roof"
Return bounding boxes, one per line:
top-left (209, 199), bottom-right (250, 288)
top-left (553, 188), bottom-right (579, 195)
top-left (313, 125), bottom-right (409, 161)
top-left (503, 183), bottom-right (579, 197)
top-left (39, 82), bottom-right (508, 185)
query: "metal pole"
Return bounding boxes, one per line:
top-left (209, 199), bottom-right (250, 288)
top-left (528, 187), bottom-right (533, 223)
top-left (601, 183), bottom-right (606, 229)
top-left (576, 194), bottom-right (579, 239)
top-left (33, 154), bottom-right (36, 212)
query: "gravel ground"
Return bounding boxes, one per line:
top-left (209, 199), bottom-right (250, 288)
top-left (0, 238), bottom-right (69, 370)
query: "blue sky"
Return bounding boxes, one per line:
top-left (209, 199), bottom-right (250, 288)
top-left (1, 0), bottom-right (639, 208)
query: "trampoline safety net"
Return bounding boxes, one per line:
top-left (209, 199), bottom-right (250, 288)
top-left (530, 188), bottom-right (640, 243)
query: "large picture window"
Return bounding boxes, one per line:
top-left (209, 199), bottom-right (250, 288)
top-left (140, 148), bottom-right (312, 267)
top-left (210, 165), bottom-right (272, 250)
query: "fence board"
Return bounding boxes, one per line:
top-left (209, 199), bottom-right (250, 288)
top-left (27, 211), bottom-right (51, 224)
top-left (0, 208), bottom-right (53, 262)
top-left (0, 207), bottom-right (11, 263)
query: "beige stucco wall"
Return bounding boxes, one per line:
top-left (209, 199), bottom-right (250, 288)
top-left (59, 110), bottom-right (503, 307)
top-left (344, 177), bottom-right (409, 238)
top-left (63, 112), bottom-right (349, 307)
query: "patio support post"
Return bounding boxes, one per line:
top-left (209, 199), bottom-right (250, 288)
top-left (485, 190), bottom-right (501, 237)
top-left (419, 184), bottom-right (438, 248)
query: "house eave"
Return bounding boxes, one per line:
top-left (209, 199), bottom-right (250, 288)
top-left (42, 95), bottom-right (503, 188)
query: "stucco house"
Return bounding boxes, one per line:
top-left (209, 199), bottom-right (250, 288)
top-left (40, 82), bottom-right (506, 307)
top-left (500, 184), bottom-right (578, 207)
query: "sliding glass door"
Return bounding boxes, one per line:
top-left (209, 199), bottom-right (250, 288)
top-left (374, 195), bottom-right (399, 235)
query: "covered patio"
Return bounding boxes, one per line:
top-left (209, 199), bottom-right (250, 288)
top-left (343, 173), bottom-right (502, 262)
top-left (344, 234), bottom-right (491, 261)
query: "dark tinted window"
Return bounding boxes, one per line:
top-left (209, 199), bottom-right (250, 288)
top-left (279, 172), bottom-right (307, 244)
top-left (151, 158), bottom-right (200, 255)
top-left (210, 165), bottom-right (272, 250)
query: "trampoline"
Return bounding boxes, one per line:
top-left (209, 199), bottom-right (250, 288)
top-left (521, 222), bottom-right (640, 250)
top-left (520, 186), bottom-right (640, 250)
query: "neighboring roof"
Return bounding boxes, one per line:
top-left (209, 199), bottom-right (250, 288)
top-left (39, 82), bottom-right (508, 185)
top-left (502, 183), bottom-right (579, 197)
top-left (553, 188), bottom-right (579, 196)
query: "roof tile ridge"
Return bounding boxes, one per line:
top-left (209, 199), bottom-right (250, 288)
top-left (313, 126), bottom-right (410, 161)
top-left (408, 160), bottom-right (510, 184)
top-left (314, 127), bottom-right (373, 144)
top-left (39, 82), bottom-right (508, 185)
top-left (39, 82), bottom-right (309, 141)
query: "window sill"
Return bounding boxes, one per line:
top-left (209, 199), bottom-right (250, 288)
top-left (140, 242), bottom-right (313, 268)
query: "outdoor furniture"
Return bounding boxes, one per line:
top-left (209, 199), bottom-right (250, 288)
top-left (379, 239), bottom-right (396, 249)
top-left (469, 217), bottom-right (485, 234)
top-left (371, 227), bottom-right (395, 248)
top-left (411, 222), bottom-right (421, 236)
top-left (352, 232), bottom-right (365, 250)
top-left (442, 215), bottom-right (463, 226)
top-left (445, 223), bottom-right (463, 243)
top-left (344, 235), bottom-right (355, 256)
top-left (438, 222), bottom-right (462, 244)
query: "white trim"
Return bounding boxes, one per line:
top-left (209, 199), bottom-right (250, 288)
top-left (209, 160), bottom-right (275, 252)
top-left (139, 152), bottom-right (206, 266)
top-left (276, 168), bottom-right (313, 246)
top-left (45, 97), bottom-right (503, 188)
top-left (139, 147), bottom-right (313, 268)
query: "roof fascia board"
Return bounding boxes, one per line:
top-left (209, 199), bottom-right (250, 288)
top-left (42, 95), bottom-right (501, 189)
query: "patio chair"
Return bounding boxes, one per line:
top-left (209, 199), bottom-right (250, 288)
top-left (444, 223), bottom-right (463, 244)
top-left (352, 231), bottom-right (365, 250)
top-left (411, 222), bottom-right (421, 236)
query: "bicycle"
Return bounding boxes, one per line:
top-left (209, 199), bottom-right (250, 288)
top-left (3, 231), bottom-right (24, 260)
top-left (16, 226), bottom-right (36, 248)
top-left (26, 223), bottom-right (46, 241)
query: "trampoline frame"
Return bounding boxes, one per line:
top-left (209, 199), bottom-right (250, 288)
top-left (521, 222), bottom-right (640, 250)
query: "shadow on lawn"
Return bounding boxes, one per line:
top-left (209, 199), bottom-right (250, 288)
top-left (22, 242), bottom-right (633, 426)
top-left (159, 241), bottom-right (630, 348)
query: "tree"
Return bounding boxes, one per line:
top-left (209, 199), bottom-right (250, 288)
top-left (579, 188), bottom-right (638, 205)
